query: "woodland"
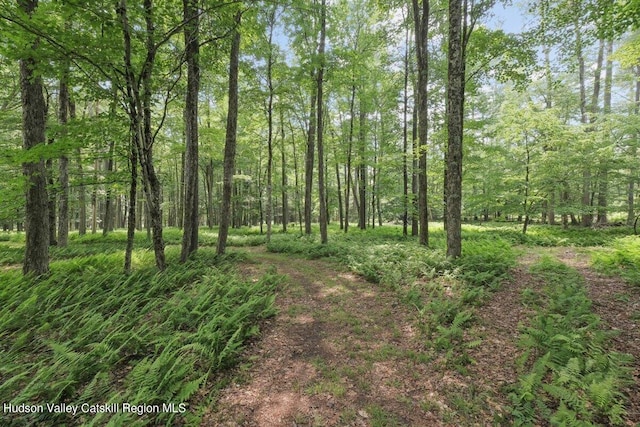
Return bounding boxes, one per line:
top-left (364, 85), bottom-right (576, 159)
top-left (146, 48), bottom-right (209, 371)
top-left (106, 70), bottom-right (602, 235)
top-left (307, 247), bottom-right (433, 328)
top-left (1, 0), bottom-right (640, 425)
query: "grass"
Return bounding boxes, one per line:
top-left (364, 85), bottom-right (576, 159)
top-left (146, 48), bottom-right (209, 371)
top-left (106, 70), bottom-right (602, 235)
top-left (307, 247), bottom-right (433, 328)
top-left (0, 232), bottom-right (280, 426)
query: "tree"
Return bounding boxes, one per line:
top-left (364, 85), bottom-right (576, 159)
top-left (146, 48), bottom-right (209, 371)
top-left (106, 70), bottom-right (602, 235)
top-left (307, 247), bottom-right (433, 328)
top-left (180, 0), bottom-right (200, 262)
top-left (317, 0), bottom-right (328, 244)
top-left (411, 0), bottom-right (429, 246)
top-left (217, 11), bottom-right (241, 256)
top-left (19, 0), bottom-right (49, 276)
top-left (446, 0), bottom-right (464, 257)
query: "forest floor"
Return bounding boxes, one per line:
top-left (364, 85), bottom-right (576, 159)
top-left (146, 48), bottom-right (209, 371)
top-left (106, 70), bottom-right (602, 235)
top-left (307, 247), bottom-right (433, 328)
top-left (201, 245), bottom-right (640, 426)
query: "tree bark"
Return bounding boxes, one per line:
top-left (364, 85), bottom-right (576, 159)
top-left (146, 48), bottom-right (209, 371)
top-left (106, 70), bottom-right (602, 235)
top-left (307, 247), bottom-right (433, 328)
top-left (280, 108), bottom-right (289, 232)
top-left (217, 11), bottom-right (241, 255)
top-left (317, 0), bottom-right (328, 244)
top-left (266, 8), bottom-right (276, 243)
top-left (304, 72), bottom-right (317, 235)
top-left (58, 71), bottom-right (70, 246)
top-left (20, 0), bottom-right (50, 276)
top-left (412, 0), bottom-right (429, 246)
top-left (358, 99), bottom-right (366, 230)
top-left (597, 39), bottom-right (613, 225)
top-left (628, 65), bottom-right (639, 225)
top-left (180, 0), bottom-right (200, 262)
top-left (403, 14), bottom-right (410, 237)
top-left (345, 84), bottom-right (356, 233)
top-left (124, 127), bottom-right (138, 274)
top-left (118, 0), bottom-right (165, 270)
top-left (574, 5), bottom-right (592, 227)
top-left (446, 0), bottom-right (465, 257)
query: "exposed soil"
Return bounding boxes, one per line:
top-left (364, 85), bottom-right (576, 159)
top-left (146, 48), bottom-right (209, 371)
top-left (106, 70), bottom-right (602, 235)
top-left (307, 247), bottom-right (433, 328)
top-left (554, 248), bottom-right (640, 424)
top-left (201, 245), bottom-right (640, 426)
top-left (201, 247), bottom-right (446, 426)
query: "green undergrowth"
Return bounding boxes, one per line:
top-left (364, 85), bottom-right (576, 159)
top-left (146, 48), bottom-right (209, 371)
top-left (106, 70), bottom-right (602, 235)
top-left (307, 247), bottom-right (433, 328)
top-left (0, 239), bottom-right (280, 426)
top-left (464, 223), bottom-right (632, 247)
top-left (591, 236), bottom-right (640, 286)
top-left (267, 224), bottom-right (516, 374)
top-left (0, 228), bottom-right (266, 266)
top-left (510, 257), bottom-right (632, 426)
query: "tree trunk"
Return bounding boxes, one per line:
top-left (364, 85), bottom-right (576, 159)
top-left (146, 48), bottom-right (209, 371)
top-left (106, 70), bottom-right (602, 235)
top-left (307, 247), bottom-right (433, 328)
top-left (574, 7), bottom-right (592, 227)
top-left (118, 0), bottom-right (166, 270)
top-left (204, 158), bottom-right (214, 228)
top-left (412, 0), bottom-right (429, 246)
top-left (345, 85), bottom-right (356, 233)
top-left (74, 101), bottom-right (86, 235)
top-left (58, 72), bottom-right (70, 247)
top-left (180, 0), bottom-right (200, 262)
top-left (20, 0), bottom-right (50, 276)
top-left (358, 99), bottom-right (366, 230)
top-left (304, 71), bottom-right (317, 235)
top-left (266, 8), bottom-right (276, 243)
top-left (102, 138), bottom-right (115, 235)
top-left (403, 15), bottom-right (410, 237)
top-left (597, 39), bottom-right (613, 225)
top-left (628, 65), bottom-right (639, 225)
top-left (445, 0), bottom-right (464, 257)
top-left (334, 147), bottom-right (344, 230)
top-left (317, 0), bottom-right (328, 244)
top-left (280, 108), bottom-right (288, 232)
top-left (217, 12), bottom-right (241, 255)
top-left (411, 103), bottom-right (418, 236)
top-left (124, 128), bottom-right (138, 274)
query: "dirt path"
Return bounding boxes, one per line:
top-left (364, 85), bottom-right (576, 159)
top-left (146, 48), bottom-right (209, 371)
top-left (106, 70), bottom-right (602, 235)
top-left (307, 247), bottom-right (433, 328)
top-left (200, 245), bottom-right (639, 426)
top-left (554, 248), bottom-right (640, 423)
top-left (201, 247), bottom-right (446, 426)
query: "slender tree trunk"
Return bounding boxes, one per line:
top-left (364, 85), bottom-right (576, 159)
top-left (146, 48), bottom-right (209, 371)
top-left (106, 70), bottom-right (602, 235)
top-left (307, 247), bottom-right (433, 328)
top-left (402, 15), bottom-right (410, 237)
top-left (317, 0), bottom-right (328, 244)
top-left (345, 85), bottom-right (356, 233)
top-left (47, 156), bottom-right (57, 245)
top-left (412, 0), bottom-right (429, 246)
top-left (411, 104), bottom-right (418, 236)
top-left (445, 0), bottom-right (466, 257)
top-left (103, 138), bottom-right (115, 235)
top-left (280, 108), bottom-right (288, 232)
top-left (574, 7), bottom-right (592, 227)
top-left (181, 0), bottom-right (200, 261)
top-left (217, 12), bottom-right (241, 255)
top-left (358, 99), bottom-right (367, 230)
top-left (334, 148), bottom-right (344, 230)
top-left (205, 159), bottom-right (214, 228)
top-left (74, 101), bottom-right (86, 235)
top-left (119, 0), bottom-right (166, 270)
top-left (20, 0), bottom-right (49, 276)
top-left (92, 160), bottom-right (98, 233)
top-left (597, 39), bottom-right (613, 225)
top-left (58, 71), bottom-right (70, 246)
top-left (124, 128), bottom-right (138, 274)
top-left (304, 71), bottom-right (317, 235)
top-left (266, 8), bottom-right (276, 243)
top-left (628, 65), bottom-right (639, 225)
top-left (289, 120), bottom-right (303, 235)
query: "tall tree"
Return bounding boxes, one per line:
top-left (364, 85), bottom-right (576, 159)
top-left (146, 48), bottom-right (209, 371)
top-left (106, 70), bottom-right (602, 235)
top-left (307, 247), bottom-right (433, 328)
top-left (265, 7), bottom-right (276, 243)
top-left (180, 0), bottom-right (200, 262)
top-left (446, 0), bottom-right (464, 257)
top-left (57, 64), bottom-right (70, 247)
top-left (217, 11), bottom-right (241, 255)
top-left (19, 0), bottom-right (49, 276)
top-left (317, 0), bottom-right (328, 244)
top-left (118, 0), bottom-right (166, 270)
top-left (412, 0), bottom-right (429, 246)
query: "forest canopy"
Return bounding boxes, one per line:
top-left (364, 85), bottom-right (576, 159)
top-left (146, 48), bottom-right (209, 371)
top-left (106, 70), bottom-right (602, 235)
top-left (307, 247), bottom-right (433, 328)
top-left (0, 0), bottom-right (638, 273)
